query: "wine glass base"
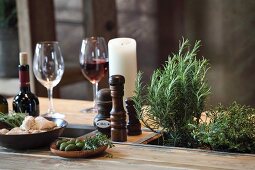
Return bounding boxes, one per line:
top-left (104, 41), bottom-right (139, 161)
top-left (80, 107), bottom-right (97, 114)
top-left (42, 112), bottom-right (65, 118)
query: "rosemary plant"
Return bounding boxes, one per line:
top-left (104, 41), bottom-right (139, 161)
top-left (133, 38), bottom-right (210, 147)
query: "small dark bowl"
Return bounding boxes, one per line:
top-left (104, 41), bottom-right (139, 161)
top-left (0, 117), bottom-right (68, 150)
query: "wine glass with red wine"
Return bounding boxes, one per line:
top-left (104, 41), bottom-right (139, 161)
top-left (79, 37), bottom-right (109, 113)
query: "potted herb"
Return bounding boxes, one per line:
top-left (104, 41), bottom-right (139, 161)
top-left (133, 38), bottom-right (211, 147)
top-left (0, 0), bottom-right (19, 78)
top-left (189, 102), bottom-right (255, 153)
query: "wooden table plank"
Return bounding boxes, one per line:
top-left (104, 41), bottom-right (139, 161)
top-left (39, 97), bottom-right (95, 126)
top-left (0, 144), bottom-right (254, 170)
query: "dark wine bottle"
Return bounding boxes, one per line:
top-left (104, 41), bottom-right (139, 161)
top-left (13, 52), bottom-right (39, 116)
top-left (0, 95), bottom-right (8, 114)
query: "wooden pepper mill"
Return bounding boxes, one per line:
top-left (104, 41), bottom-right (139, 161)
top-left (125, 97), bottom-right (142, 136)
top-left (109, 75), bottom-right (127, 142)
top-left (94, 88), bottom-right (112, 137)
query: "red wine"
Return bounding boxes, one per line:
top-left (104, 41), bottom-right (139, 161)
top-left (13, 53), bottom-right (39, 116)
top-left (80, 60), bottom-right (109, 84)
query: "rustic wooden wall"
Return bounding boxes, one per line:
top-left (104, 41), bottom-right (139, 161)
top-left (82, 0), bottom-right (118, 90)
top-left (157, 0), bottom-right (185, 67)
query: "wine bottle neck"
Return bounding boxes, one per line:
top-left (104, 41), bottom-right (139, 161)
top-left (19, 65), bottom-right (31, 91)
top-left (20, 86), bottom-right (31, 93)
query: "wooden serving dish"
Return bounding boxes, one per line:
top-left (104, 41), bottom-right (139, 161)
top-left (50, 142), bottom-right (108, 158)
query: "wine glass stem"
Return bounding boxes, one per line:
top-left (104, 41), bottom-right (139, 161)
top-left (93, 82), bottom-right (98, 108)
top-left (47, 87), bottom-right (55, 114)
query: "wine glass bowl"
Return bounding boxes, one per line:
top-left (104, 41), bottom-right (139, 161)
top-left (33, 41), bottom-right (65, 117)
top-left (80, 58), bottom-right (108, 84)
top-left (79, 37), bottom-right (109, 113)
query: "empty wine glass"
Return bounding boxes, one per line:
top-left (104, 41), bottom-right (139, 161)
top-left (33, 41), bottom-right (65, 118)
top-left (79, 37), bottom-right (109, 113)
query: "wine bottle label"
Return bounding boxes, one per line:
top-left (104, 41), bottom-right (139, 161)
top-left (96, 120), bottom-right (110, 128)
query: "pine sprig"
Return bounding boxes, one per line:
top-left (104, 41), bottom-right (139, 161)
top-left (133, 38), bottom-right (210, 147)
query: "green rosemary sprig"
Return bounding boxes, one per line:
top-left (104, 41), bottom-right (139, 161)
top-left (0, 112), bottom-right (26, 128)
top-left (83, 133), bottom-right (114, 150)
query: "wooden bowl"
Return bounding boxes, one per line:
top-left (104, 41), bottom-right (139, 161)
top-left (50, 142), bottom-right (108, 158)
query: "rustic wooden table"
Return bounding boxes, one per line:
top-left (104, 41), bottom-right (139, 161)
top-left (1, 97), bottom-right (254, 170)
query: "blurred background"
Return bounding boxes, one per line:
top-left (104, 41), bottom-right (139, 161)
top-left (0, 0), bottom-right (255, 107)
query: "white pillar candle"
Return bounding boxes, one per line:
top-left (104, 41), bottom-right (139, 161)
top-left (108, 38), bottom-right (137, 100)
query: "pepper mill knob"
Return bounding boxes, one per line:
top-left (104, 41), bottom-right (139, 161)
top-left (109, 75), bottom-right (125, 95)
top-left (125, 97), bottom-right (142, 136)
top-left (109, 75), bottom-right (127, 142)
top-left (94, 88), bottom-right (112, 137)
